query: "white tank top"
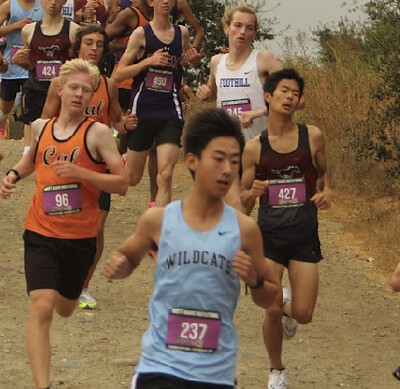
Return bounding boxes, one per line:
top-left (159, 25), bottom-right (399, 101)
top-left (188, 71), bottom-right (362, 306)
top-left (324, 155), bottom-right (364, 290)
top-left (216, 50), bottom-right (268, 142)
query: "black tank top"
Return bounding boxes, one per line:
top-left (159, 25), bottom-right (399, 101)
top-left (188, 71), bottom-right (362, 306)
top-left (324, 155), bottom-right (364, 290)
top-left (257, 123), bottom-right (318, 209)
top-left (29, 19), bottom-right (71, 83)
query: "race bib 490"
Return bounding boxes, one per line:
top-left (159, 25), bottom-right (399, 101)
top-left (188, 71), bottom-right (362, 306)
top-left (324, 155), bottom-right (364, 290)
top-left (145, 68), bottom-right (173, 93)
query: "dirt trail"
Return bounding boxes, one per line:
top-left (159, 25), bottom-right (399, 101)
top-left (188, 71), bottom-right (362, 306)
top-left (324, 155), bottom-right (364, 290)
top-left (0, 139), bottom-right (399, 389)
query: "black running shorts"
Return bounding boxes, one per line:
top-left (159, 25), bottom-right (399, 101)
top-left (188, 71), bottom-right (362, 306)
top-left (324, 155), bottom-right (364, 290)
top-left (23, 230), bottom-right (96, 299)
top-left (131, 373), bottom-right (234, 389)
top-left (126, 119), bottom-right (183, 151)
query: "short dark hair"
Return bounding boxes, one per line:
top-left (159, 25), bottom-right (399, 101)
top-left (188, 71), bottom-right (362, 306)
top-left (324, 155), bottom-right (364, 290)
top-left (184, 108), bottom-right (245, 176)
top-left (263, 68), bottom-right (304, 98)
top-left (72, 25), bottom-right (111, 72)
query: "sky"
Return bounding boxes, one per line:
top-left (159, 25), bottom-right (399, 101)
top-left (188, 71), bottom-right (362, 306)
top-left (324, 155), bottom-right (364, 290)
top-left (261, 0), bottom-right (369, 57)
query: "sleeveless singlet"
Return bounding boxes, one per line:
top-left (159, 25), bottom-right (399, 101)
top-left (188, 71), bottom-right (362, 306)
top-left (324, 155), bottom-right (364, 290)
top-left (3, 0), bottom-right (43, 80)
top-left (84, 75), bottom-right (111, 126)
top-left (136, 200), bottom-right (241, 386)
top-left (256, 124), bottom-right (319, 246)
top-left (27, 18), bottom-right (71, 90)
top-left (216, 50), bottom-right (268, 142)
top-left (130, 23), bottom-right (183, 120)
top-left (24, 117), bottom-right (106, 239)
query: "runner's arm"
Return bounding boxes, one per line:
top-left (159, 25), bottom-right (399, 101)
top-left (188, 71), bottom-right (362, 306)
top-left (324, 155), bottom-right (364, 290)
top-left (0, 1), bottom-right (34, 37)
top-left (107, 77), bottom-right (125, 132)
top-left (41, 77), bottom-right (61, 119)
top-left (177, 0), bottom-right (204, 49)
top-left (241, 138), bottom-right (268, 215)
top-left (309, 125), bottom-right (333, 209)
top-left (257, 50), bottom-right (282, 84)
top-left (112, 27), bottom-right (170, 82)
top-left (106, 8), bottom-right (138, 40)
top-left (104, 208), bottom-right (163, 279)
top-left (196, 54), bottom-right (220, 101)
top-left (235, 213), bottom-right (279, 308)
top-left (391, 262), bottom-right (400, 292)
top-left (10, 23), bottom-right (32, 69)
top-left (52, 122), bottom-right (128, 195)
top-left (0, 52), bottom-right (7, 73)
top-left (0, 119), bottom-right (46, 198)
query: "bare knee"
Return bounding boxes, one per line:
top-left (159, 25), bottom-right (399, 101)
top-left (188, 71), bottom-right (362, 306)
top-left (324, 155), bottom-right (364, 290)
top-left (265, 304), bottom-right (283, 325)
top-left (55, 302), bottom-right (76, 318)
top-left (293, 307), bottom-right (314, 324)
top-left (157, 167), bottom-right (173, 189)
top-left (126, 161), bottom-right (143, 186)
top-left (127, 171), bottom-right (141, 186)
top-left (30, 298), bottom-right (54, 324)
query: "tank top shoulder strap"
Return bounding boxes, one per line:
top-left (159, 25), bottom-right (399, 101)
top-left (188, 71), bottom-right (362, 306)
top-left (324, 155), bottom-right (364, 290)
top-left (60, 18), bottom-right (70, 34)
top-left (259, 129), bottom-right (271, 152)
top-left (297, 123), bottom-right (310, 150)
top-left (173, 24), bottom-right (181, 39)
top-left (34, 20), bottom-right (42, 34)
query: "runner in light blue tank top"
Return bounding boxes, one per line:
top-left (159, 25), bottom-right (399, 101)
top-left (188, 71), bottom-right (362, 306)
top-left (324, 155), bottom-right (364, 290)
top-left (2, 0), bottom-right (43, 80)
top-left (137, 200), bottom-right (240, 385)
top-left (105, 108), bottom-right (278, 389)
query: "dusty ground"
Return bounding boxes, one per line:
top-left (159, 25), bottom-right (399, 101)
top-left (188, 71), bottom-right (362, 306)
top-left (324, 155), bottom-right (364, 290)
top-left (1, 138), bottom-right (400, 389)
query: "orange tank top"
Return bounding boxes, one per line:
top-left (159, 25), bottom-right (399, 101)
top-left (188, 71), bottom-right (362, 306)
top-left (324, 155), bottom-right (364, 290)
top-left (24, 117), bottom-right (106, 239)
top-left (115, 6), bottom-right (150, 91)
top-left (85, 75), bottom-right (110, 126)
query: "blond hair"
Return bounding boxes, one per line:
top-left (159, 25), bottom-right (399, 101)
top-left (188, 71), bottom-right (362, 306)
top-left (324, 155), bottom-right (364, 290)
top-left (59, 58), bottom-right (100, 90)
top-left (222, 1), bottom-right (259, 31)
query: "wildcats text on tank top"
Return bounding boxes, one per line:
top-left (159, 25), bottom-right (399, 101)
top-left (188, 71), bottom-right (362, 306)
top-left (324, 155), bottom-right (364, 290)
top-left (136, 201), bottom-right (241, 386)
top-left (3, 0), bottom-right (43, 80)
top-left (24, 118), bottom-right (106, 239)
top-left (257, 123), bottom-right (318, 209)
top-left (130, 23), bottom-right (183, 120)
top-left (216, 50), bottom-right (268, 142)
top-left (28, 19), bottom-right (71, 82)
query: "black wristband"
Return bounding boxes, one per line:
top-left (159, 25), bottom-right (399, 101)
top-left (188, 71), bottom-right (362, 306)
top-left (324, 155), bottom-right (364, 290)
top-left (248, 275), bottom-right (264, 290)
top-left (6, 168), bottom-right (21, 182)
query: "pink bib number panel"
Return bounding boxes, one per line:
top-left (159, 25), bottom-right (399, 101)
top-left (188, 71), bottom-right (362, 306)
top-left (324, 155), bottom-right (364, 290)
top-left (145, 68), bottom-right (174, 93)
top-left (166, 308), bottom-right (222, 353)
top-left (36, 60), bottom-right (62, 81)
top-left (268, 178), bottom-right (306, 208)
top-left (43, 183), bottom-right (82, 215)
top-left (221, 98), bottom-right (251, 117)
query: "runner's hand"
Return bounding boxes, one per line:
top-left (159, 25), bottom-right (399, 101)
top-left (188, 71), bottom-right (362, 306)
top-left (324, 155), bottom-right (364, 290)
top-left (104, 250), bottom-right (134, 279)
top-left (250, 179), bottom-right (268, 198)
top-left (233, 250), bottom-right (258, 286)
top-left (310, 188), bottom-right (333, 210)
top-left (124, 109), bottom-right (138, 132)
top-left (16, 17), bottom-right (33, 29)
top-left (11, 48), bottom-right (30, 68)
top-left (53, 160), bottom-right (85, 180)
top-left (147, 48), bottom-right (170, 67)
top-left (240, 111), bottom-right (254, 128)
top-left (196, 84), bottom-right (212, 101)
top-left (0, 174), bottom-right (17, 199)
top-left (181, 48), bottom-right (203, 67)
